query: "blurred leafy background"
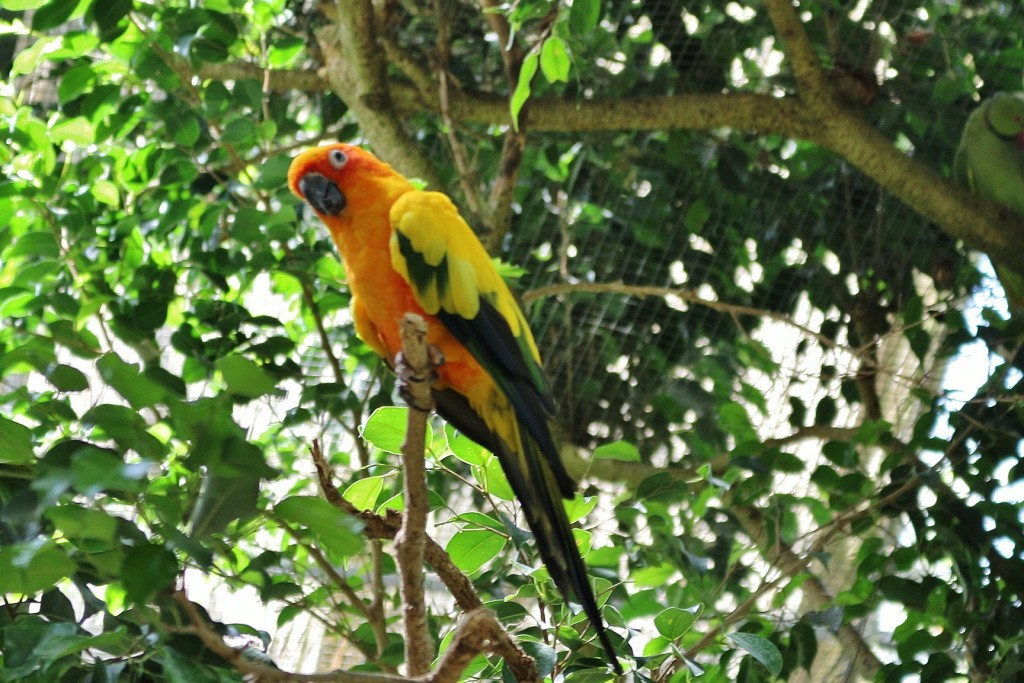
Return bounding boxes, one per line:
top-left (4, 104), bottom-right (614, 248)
top-left (1, 0), bottom-right (1023, 681)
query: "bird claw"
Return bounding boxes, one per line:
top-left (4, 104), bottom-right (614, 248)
top-left (396, 344), bottom-right (445, 412)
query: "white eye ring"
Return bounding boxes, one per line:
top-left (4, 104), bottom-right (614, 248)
top-left (328, 149), bottom-right (347, 169)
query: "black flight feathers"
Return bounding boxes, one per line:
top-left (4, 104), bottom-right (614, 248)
top-left (395, 230), bottom-right (622, 673)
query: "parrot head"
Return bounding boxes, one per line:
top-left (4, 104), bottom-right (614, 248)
top-left (985, 93), bottom-right (1024, 148)
top-left (288, 143), bottom-right (399, 218)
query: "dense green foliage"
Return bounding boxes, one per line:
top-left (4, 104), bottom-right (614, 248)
top-left (1, 0), bottom-right (1022, 681)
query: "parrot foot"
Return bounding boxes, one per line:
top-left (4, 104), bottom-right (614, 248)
top-left (396, 344), bottom-right (445, 412)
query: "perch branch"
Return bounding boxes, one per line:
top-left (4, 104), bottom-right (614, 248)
top-left (311, 439), bottom-right (541, 680)
top-left (395, 313), bottom-right (435, 675)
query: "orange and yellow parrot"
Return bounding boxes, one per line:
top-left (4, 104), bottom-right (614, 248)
top-left (288, 144), bottom-right (620, 672)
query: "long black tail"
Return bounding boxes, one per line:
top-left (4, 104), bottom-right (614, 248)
top-left (495, 436), bottom-right (622, 674)
top-left (433, 384), bottom-right (622, 672)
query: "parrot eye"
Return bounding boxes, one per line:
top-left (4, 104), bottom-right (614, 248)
top-left (328, 149), bottom-right (348, 169)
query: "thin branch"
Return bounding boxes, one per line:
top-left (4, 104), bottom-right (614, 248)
top-left (281, 525), bottom-right (377, 628)
top-left (310, 440), bottom-right (390, 655)
top-left (174, 589), bottom-right (532, 683)
top-left (311, 443), bottom-right (485, 613)
top-left (522, 280), bottom-right (844, 350)
top-left (395, 313), bottom-right (435, 675)
top-left (478, 0), bottom-right (522, 85)
top-left (431, 610), bottom-right (541, 683)
top-left (171, 590), bottom-right (407, 682)
top-left (301, 280), bottom-right (345, 384)
top-left (476, 0), bottom-right (527, 251)
top-left (198, 61), bottom-right (328, 91)
top-left (729, 505), bottom-right (883, 679)
top-left (434, 0), bottom-right (484, 219)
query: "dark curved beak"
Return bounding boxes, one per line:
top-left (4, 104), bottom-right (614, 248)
top-left (298, 173), bottom-right (346, 216)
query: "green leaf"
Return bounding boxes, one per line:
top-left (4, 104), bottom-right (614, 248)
top-left (161, 645), bottom-right (217, 683)
top-left (685, 199), bottom-right (711, 231)
top-left (4, 0), bottom-right (50, 8)
top-left (5, 231), bottom-right (61, 260)
top-left (91, 179), bottom-right (119, 206)
top-left (45, 506), bottom-right (118, 550)
top-left (275, 495), bottom-right (364, 560)
top-left (728, 632), bottom-right (783, 676)
top-left (654, 605), bottom-right (702, 639)
top-left (82, 403), bottom-right (165, 459)
top-left (540, 36), bottom-right (570, 83)
top-left (45, 363), bottom-right (90, 392)
top-left (173, 116), bottom-right (201, 147)
top-left (569, 0), bottom-right (601, 34)
top-left (216, 355), bottom-right (277, 398)
top-left (342, 475), bottom-right (385, 511)
top-left (510, 51), bottom-right (538, 132)
top-left (219, 117), bottom-right (257, 146)
top-left (122, 543), bottom-right (179, 603)
top-left (88, 0), bottom-right (131, 41)
top-left (451, 510), bottom-right (505, 533)
top-left (0, 416), bottom-right (35, 464)
top-left (446, 528), bottom-right (507, 574)
top-left (58, 64), bottom-right (97, 103)
top-left (475, 454), bottom-right (514, 501)
top-left (267, 38), bottom-right (304, 67)
top-left (362, 406), bottom-right (432, 455)
top-left (32, 0), bottom-right (82, 30)
top-left (32, 628), bottom-right (125, 664)
top-left (190, 37), bottom-right (230, 63)
top-left (446, 425), bottom-right (487, 465)
top-left (719, 401), bottom-right (757, 443)
top-left (563, 494), bottom-right (597, 524)
top-left (68, 445), bottom-right (149, 495)
top-left (199, 10), bottom-right (239, 46)
top-left (50, 116), bottom-right (95, 145)
top-left (0, 541), bottom-right (76, 595)
top-left (96, 353), bottom-right (166, 409)
top-left (630, 562), bottom-right (677, 588)
top-left (190, 471), bottom-right (261, 538)
top-left (593, 440), bottom-right (640, 462)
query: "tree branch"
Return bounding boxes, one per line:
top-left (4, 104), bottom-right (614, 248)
top-left (311, 430), bottom-right (540, 680)
top-left (523, 280), bottom-right (845, 351)
top-left (477, 0), bottom-right (527, 252)
top-left (311, 442), bottom-right (486, 613)
top-left (173, 592), bottom-right (538, 682)
top-left (198, 45), bottom-right (1024, 260)
top-left (762, 0), bottom-right (834, 108)
top-left (198, 62), bottom-right (328, 91)
top-left (318, 1), bottom-right (442, 187)
top-left (395, 313), bottom-right (435, 675)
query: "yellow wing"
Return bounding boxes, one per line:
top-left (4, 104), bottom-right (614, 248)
top-left (388, 190), bottom-right (549, 394)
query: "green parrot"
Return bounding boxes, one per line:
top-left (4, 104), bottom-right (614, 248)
top-left (954, 92), bottom-right (1024, 313)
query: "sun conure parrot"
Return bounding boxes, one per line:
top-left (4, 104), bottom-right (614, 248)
top-left (288, 143), bottom-right (621, 673)
top-left (954, 92), bottom-right (1024, 313)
